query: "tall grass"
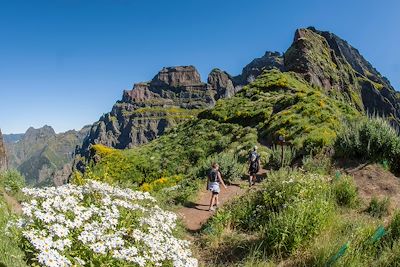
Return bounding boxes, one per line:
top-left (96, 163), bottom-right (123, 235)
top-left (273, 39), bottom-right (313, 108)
top-left (202, 169), bottom-right (335, 261)
top-left (332, 175), bottom-right (358, 208)
top-left (335, 116), bottom-right (400, 172)
top-left (0, 196), bottom-right (27, 266)
top-left (267, 145), bottom-right (297, 170)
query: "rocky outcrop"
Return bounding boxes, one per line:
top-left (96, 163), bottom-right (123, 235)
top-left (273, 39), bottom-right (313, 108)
top-left (207, 69), bottom-right (236, 100)
top-left (234, 51), bottom-right (285, 85)
top-left (284, 27), bottom-right (400, 122)
top-left (122, 66), bottom-right (215, 109)
top-left (0, 129), bottom-right (7, 171)
top-left (79, 66), bottom-right (234, 155)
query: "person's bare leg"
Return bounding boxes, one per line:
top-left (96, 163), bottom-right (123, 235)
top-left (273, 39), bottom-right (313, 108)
top-left (249, 175), bottom-right (252, 187)
top-left (209, 194), bottom-right (214, 210)
top-left (215, 195), bottom-right (219, 207)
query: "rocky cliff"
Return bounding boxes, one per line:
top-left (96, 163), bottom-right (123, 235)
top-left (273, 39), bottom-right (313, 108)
top-left (0, 129), bottom-right (7, 171)
top-left (78, 65), bottom-right (244, 155)
top-left (5, 125), bottom-right (90, 185)
top-left (284, 27), bottom-right (400, 121)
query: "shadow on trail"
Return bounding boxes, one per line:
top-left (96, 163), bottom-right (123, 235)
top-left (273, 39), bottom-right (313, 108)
top-left (183, 201), bottom-right (209, 211)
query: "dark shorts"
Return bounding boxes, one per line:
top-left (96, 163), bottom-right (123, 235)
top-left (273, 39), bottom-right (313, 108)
top-left (212, 191), bottom-right (219, 195)
top-left (249, 168), bottom-right (259, 175)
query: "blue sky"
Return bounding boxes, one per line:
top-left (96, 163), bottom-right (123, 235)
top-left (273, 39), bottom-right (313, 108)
top-left (0, 0), bottom-right (399, 134)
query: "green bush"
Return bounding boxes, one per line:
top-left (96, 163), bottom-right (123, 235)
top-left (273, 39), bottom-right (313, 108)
top-left (332, 175), bottom-right (358, 207)
top-left (388, 212), bottom-right (400, 241)
top-left (194, 152), bottom-right (245, 184)
top-left (335, 116), bottom-right (400, 172)
top-left (302, 152), bottom-right (332, 174)
top-left (367, 197), bottom-right (390, 218)
top-left (267, 145), bottom-right (297, 169)
top-left (262, 192), bottom-right (333, 256)
top-left (0, 170), bottom-right (26, 194)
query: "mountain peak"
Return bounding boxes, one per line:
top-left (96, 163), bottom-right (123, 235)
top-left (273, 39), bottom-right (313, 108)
top-left (150, 65), bottom-right (202, 88)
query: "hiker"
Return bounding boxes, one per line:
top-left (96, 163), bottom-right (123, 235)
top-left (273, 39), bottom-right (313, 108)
top-left (248, 145), bottom-right (260, 187)
top-left (207, 163), bottom-right (227, 212)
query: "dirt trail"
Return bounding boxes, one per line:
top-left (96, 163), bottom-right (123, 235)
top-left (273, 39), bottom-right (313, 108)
top-left (1, 190), bottom-right (22, 215)
top-left (345, 163), bottom-right (400, 211)
top-left (178, 169), bottom-right (266, 232)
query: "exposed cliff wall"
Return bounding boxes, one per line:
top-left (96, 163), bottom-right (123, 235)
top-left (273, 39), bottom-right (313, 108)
top-left (0, 129), bottom-right (7, 171)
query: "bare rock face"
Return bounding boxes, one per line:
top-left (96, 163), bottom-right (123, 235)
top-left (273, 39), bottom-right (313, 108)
top-left (122, 66), bottom-right (215, 109)
top-left (234, 51), bottom-right (285, 85)
top-left (151, 66), bottom-right (202, 87)
top-left (207, 68), bottom-right (236, 100)
top-left (79, 66), bottom-right (219, 156)
top-left (0, 129), bottom-right (7, 171)
top-left (284, 27), bottom-right (400, 123)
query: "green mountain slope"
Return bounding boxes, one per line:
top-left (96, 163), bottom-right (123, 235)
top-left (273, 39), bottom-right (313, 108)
top-left (200, 70), bottom-right (360, 151)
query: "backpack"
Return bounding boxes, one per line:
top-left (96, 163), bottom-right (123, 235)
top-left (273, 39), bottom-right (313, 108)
top-left (208, 169), bottom-right (218, 183)
top-left (249, 152), bottom-right (259, 171)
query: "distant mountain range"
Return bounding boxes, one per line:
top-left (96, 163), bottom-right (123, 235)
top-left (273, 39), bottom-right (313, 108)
top-left (3, 125), bottom-right (90, 186)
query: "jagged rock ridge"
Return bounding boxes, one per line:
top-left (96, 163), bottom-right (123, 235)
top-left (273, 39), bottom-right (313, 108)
top-left (284, 27), bottom-right (400, 122)
top-left (79, 65), bottom-right (242, 154)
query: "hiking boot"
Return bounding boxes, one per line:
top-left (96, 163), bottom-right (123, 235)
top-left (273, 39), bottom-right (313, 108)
top-left (209, 207), bottom-right (215, 212)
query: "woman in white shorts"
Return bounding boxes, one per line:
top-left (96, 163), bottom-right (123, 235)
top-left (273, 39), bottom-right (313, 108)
top-left (207, 163), bottom-right (227, 211)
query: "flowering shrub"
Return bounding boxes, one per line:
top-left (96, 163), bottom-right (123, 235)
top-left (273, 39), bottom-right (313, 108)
top-left (140, 175), bottom-right (183, 192)
top-left (17, 180), bottom-right (198, 267)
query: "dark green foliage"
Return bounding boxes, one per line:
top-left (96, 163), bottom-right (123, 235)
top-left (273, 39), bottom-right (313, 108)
top-left (367, 197), bottom-right (390, 218)
top-left (386, 212), bottom-right (400, 243)
top-left (267, 145), bottom-right (297, 169)
top-left (302, 152), bottom-right (332, 174)
top-left (332, 175), bottom-right (358, 207)
top-left (0, 170), bottom-right (25, 194)
top-left (335, 116), bottom-right (400, 172)
top-left (193, 152), bottom-right (245, 184)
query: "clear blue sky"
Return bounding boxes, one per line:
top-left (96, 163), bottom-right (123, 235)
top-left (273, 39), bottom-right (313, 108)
top-left (0, 0), bottom-right (399, 134)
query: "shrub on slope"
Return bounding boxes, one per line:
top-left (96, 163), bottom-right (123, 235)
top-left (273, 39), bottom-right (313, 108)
top-left (335, 116), bottom-right (400, 172)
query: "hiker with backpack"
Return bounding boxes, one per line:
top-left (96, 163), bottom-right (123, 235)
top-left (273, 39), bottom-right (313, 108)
top-left (207, 163), bottom-right (227, 212)
top-left (248, 146), bottom-right (261, 187)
